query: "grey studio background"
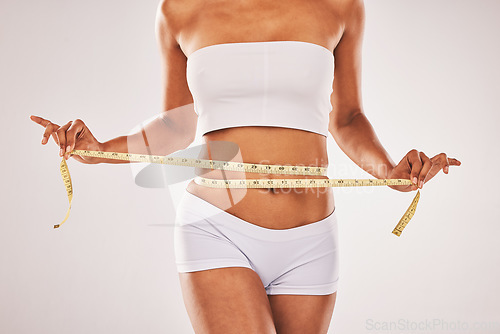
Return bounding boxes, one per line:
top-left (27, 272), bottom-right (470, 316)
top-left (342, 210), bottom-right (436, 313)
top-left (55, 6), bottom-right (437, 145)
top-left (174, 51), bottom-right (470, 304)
top-left (1, 0), bottom-right (499, 333)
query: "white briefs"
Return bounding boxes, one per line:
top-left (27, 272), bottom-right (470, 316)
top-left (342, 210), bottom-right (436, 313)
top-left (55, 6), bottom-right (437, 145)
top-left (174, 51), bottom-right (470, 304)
top-left (174, 189), bottom-right (340, 295)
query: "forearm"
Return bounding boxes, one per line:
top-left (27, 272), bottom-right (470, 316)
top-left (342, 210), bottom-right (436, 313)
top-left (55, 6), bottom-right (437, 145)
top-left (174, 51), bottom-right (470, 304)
top-left (98, 112), bottom-right (196, 164)
top-left (331, 113), bottom-right (396, 179)
top-left (99, 135), bottom-right (135, 164)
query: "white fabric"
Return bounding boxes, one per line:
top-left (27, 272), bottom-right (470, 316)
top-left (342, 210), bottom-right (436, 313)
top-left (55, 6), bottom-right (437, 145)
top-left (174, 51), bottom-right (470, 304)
top-left (186, 41), bottom-right (334, 137)
top-left (174, 189), bottom-right (340, 295)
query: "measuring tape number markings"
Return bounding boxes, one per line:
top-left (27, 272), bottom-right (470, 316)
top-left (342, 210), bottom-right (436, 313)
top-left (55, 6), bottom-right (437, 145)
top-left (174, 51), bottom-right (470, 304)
top-left (56, 149), bottom-right (420, 236)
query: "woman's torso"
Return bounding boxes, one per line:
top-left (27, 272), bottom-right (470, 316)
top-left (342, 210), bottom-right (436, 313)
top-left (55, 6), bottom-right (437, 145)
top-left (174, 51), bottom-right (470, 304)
top-left (166, 0), bottom-right (347, 229)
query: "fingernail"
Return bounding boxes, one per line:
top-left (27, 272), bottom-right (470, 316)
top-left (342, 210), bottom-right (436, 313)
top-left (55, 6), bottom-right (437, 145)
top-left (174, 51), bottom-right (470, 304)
top-left (413, 177), bottom-right (418, 184)
top-left (444, 166), bottom-right (449, 173)
top-left (66, 145), bottom-right (71, 153)
top-left (59, 148), bottom-right (63, 156)
top-left (41, 138), bottom-right (46, 144)
top-left (419, 180), bottom-right (423, 188)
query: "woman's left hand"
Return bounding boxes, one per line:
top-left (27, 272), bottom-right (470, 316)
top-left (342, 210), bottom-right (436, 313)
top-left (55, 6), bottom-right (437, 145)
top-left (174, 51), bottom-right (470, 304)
top-left (387, 149), bottom-right (461, 192)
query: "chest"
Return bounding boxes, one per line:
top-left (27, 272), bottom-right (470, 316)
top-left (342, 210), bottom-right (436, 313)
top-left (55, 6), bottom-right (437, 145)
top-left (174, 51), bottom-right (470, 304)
top-left (174, 0), bottom-right (344, 57)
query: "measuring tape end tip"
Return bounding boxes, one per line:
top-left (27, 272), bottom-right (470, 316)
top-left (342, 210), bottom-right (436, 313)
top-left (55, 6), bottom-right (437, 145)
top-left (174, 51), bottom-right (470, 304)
top-left (392, 230), bottom-right (402, 237)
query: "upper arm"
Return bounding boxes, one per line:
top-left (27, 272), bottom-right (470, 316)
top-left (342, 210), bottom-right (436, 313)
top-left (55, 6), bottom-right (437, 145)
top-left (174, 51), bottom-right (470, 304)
top-left (155, 0), bottom-right (197, 140)
top-left (155, 0), bottom-right (193, 111)
top-left (328, 0), bottom-right (365, 132)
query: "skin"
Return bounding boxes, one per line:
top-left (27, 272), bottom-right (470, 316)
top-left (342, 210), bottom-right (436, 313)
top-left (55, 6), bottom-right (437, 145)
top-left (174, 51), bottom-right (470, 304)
top-left (30, 0), bottom-right (461, 333)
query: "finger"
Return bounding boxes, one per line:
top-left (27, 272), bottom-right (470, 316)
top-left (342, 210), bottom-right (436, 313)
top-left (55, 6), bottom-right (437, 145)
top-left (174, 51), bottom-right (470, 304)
top-left (417, 152), bottom-right (432, 189)
top-left (41, 122), bottom-right (59, 145)
top-left (407, 149), bottom-right (422, 189)
top-left (441, 153), bottom-right (450, 174)
top-left (430, 153), bottom-right (449, 174)
top-left (444, 157), bottom-right (462, 173)
top-left (448, 158), bottom-right (461, 167)
top-left (30, 115), bottom-right (52, 127)
top-left (50, 132), bottom-right (60, 146)
top-left (64, 120), bottom-right (85, 158)
top-left (55, 121), bottom-right (73, 156)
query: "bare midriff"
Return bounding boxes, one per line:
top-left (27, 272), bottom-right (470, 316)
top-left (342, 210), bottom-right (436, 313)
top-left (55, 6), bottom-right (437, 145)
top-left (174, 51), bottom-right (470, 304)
top-left (186, 126), bottom-right (334, 229)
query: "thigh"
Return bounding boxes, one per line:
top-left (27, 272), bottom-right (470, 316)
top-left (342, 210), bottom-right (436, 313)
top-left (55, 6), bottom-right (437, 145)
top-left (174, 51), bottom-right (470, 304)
top-left (178, 267), bottom-right (277, 334)
top-left (268, 292), bottom-right (337, 334)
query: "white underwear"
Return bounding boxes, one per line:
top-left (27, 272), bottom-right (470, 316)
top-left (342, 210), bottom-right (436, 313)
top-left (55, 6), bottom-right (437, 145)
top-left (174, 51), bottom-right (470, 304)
top-left (173, 188), bottom-right (340, 295)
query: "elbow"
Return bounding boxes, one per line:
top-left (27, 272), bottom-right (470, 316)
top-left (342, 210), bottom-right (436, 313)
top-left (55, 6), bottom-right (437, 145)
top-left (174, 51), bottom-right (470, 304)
top-left (176, 117), bottom-right (197, 147)
top-left (329, 108), bottom-right (364, 133)
top-left (160, 107), bottom-right (198, 143)
top-left (182, 131), bottom-right (196, 148)
top-left (167, 119), bottom-right (197, 150)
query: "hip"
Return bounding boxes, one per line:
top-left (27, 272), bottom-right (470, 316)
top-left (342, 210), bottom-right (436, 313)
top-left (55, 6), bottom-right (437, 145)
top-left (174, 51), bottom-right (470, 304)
top-left (186, 176), bottom-right (335, 230)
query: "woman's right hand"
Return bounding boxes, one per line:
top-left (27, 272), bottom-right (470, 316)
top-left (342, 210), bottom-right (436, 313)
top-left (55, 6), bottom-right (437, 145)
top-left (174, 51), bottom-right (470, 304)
top-left (30, 115), bottom-right (104, 164)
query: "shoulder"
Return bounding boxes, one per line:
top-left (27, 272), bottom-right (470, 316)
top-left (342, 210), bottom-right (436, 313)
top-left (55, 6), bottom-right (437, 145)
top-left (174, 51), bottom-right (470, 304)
top-left (325, 0), bottom-right (364, 32)
top-left (157, 0), bottom-right (197, 21)
top-left (156, 0), bottom-right (191, 44)
top-left (344, 0), bottom-right (365, 29)
top-left (156, 0), bottom-right (199, 44)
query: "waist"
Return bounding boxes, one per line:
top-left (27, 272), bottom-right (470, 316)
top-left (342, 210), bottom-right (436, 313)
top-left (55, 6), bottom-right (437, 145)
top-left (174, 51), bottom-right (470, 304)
top-left (196, 125), bottom-right (329, 180)
top-left (187, 126), bottom-right (333, 228)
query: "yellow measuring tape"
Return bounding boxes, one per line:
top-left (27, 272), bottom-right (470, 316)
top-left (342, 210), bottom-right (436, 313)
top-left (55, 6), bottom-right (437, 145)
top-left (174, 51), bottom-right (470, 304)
top-left (56, 149), bottom-right (420, 236)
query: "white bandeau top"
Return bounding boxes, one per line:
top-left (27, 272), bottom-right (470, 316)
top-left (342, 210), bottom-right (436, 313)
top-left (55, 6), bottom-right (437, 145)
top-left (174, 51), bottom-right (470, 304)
top-left (186, 41), bottom-right (334, 137)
